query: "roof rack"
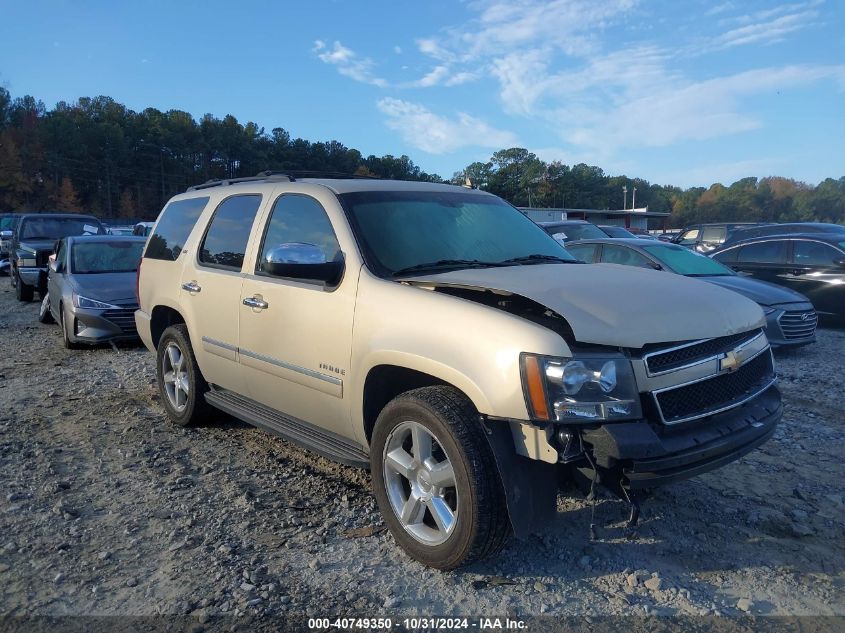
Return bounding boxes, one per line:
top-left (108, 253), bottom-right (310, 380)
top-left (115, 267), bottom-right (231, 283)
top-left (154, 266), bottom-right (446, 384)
top-left (186, 170), bottom-right (379, 192)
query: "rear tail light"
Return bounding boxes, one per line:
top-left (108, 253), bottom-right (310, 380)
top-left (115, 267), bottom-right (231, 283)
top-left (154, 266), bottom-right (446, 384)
top-left (135, 257), bottom-right (143, 305)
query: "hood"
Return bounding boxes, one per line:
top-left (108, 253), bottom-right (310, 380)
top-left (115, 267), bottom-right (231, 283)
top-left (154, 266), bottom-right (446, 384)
top-left (400, 263), bottom-right (765, 348)
top-left (699, 274), bottom-right (809, 306)
top-left (70, 272), bottom-right (138, 304)
top-left (18, 239), bottom-right (55, 254)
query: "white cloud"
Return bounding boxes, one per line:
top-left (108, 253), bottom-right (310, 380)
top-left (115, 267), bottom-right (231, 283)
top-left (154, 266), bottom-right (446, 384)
top-left (313, 40), bottom-right (387, 87)
top-left (547, 63), bottom-right (845, 154)
top-left (377, 98), bottom-right (519, 154)
top-left (410, 65), bottom-right (450, 88)
top-left (445, 72), bottom-right (478, 87)
top-left (394, 46), bottom-right (402, 54)
top-left (709, 9), bottom-right (820, 49)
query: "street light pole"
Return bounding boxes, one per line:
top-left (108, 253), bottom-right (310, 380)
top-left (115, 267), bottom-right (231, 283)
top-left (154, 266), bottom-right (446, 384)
top-left (622, 185), bottom-right (627, 210)
top-left (632, 186), bottom-right (637, 210)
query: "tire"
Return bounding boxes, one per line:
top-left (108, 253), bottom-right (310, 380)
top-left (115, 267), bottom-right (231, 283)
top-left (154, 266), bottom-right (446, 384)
top-left (156, 324), bottom-right (211, 427)
top-left (370, 385), bottom-right (511, 570)
top-left (15, 272), bottom-right (33, 302)
top-left (60, 306), bottom-right (81, 349)
top-left (38, 294), bottom-right (54, 324)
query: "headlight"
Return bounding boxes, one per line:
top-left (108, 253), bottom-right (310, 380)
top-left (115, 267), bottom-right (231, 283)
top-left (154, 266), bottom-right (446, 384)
top-left (521, 354), bottom-right (642, 422)
top-left (72, 293), bottom-right (118, 310)
top-left (762, 307), bottom-right (777, 315)
top-left (17, 256), bottom-right (36, 267)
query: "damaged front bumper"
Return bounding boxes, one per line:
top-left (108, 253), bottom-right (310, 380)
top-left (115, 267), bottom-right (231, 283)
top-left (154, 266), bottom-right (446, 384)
top-left (483, 385), bottom-right (782, 537)
top-left (581, 385), bottom-right (781, 489)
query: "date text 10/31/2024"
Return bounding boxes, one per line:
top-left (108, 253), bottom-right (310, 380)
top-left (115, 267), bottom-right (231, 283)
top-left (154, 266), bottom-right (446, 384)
top-left (308, 617), bottom-right (528, 630)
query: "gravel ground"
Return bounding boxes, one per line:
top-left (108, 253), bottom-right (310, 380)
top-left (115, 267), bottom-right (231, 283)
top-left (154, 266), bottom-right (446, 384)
top-left (0, 283), bottom-right (843, 621)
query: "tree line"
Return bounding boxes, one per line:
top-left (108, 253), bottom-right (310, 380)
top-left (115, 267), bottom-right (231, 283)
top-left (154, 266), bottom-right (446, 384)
top-left (1, 88), bottom-right (842, 227)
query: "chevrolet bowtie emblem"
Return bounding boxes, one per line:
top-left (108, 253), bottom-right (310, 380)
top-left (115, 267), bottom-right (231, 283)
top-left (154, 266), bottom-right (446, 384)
top-left (719, 350), bottom-right (741, 373)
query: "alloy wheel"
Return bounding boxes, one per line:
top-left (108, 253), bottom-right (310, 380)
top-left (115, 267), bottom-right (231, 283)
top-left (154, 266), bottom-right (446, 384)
top-left (382, 420), bottom-right (459, 546)
top-left (161, 342), bottom-right (190, 412)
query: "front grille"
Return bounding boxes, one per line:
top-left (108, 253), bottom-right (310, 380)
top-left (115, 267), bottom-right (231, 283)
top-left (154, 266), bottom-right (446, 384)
top-left (645, 329), bottom-right (760, 374)
top-left (654, 351), bottom-right (774, 424)
top-left (103, 308), bottom-right (138, 335)
top-left (779, 310), bottom-right (817, 340)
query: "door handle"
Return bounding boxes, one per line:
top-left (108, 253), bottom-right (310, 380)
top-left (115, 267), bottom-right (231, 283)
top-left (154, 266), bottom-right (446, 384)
top-left (242, 296), bottom-right (269, 310)
top-left (181, 281), bottom-right (201, 293)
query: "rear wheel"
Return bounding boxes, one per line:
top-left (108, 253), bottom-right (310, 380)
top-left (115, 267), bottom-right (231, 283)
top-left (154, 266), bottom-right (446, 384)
top-left (15, 272), bottom-right (33, 302)
top-left (370, 386), bottom-right (510, 570)
top-left (156, 324), bottom-right (211, 427)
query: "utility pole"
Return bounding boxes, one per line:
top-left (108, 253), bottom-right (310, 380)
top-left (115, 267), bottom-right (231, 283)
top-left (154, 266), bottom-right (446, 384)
top-left (622, 185), bottom-right (627, 210)
top-left (632, 186), bottom-right (637, 210)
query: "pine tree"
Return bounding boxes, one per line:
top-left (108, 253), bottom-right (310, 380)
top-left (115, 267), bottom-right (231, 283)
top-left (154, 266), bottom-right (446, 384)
top-left (52, 177), bottom-right (81, 212)
top-left (118, 189), bottom-right (137, 219)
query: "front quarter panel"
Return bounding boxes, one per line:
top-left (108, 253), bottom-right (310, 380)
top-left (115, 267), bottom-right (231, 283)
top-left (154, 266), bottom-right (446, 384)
top-left (349, 270), bottom-right (572, 443)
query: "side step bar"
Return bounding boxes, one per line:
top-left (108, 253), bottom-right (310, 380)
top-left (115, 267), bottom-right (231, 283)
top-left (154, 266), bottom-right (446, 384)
top-left (205, 388), bottom-right (370, 469)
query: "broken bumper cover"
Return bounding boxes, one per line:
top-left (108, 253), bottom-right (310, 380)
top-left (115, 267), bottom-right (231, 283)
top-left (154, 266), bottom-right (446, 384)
top-left (582, 385), bottom-right (782, 489)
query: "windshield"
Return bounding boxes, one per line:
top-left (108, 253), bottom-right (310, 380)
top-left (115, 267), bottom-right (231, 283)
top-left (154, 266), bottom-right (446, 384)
top-left (544, 223), bottom-right (608, 242)
top-left (20, 217), bottom-right (104, 240)
top-left (70, 241), bottom-right (144, 274)
top-left (340, 190), bottom-right (577, 276)
top-left (643, 243), bottom-right (735, 276)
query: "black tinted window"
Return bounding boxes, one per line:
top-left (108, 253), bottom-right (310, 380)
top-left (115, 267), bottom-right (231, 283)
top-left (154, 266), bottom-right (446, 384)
top-left (199, 195), bottom-right (262, 270)
top-left (792, 241), bottom-right (841, 266)
top-left (701, 226), bottom-right (726, 243)
top-left (258, 195), bottom-right (341, 273)
top-left (145, 197), bottom-right (210, 261)
top-left (20, 217), bottom-right (104, 240)
top-left (712, 247), bottom-right (738, 263)
top-left (738, 240), bottom-right (787, 264)
top-left (601, 244), bottom-right (653, 268)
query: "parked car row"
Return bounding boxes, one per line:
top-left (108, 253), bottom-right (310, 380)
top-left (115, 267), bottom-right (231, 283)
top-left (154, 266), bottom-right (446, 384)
top-left (2, 212), bottom-right (146, 347)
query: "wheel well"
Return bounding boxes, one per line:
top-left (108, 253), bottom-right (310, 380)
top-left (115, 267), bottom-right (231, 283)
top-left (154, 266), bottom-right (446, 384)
top-left (150, 306), bottom-right (185, 348)
top-left (363, 365), bottom-right (450, 443)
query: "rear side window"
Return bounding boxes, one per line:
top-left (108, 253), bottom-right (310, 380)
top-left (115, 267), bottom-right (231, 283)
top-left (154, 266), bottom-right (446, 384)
top-left (145, 197), bottom-right (210, 261)
top-left (738, 240), bottom-right (787, 264)
top-left (601, 244), bottom-right (653, 268)
top-left (566, 243), bottom-right (598, 262)
top-left (712, 247), bottom-right (738, 264)
top-left (792, 241), bottom-right (842, 267)
top-left (199, 195), bottom-right (262, 270)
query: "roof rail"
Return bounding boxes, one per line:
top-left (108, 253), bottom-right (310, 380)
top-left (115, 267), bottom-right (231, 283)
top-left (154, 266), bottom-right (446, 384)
top-left (186, 170), bottom-right (380, 192)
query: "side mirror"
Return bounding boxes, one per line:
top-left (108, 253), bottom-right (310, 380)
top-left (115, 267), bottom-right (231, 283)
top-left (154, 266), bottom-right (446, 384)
top-left (263, 243), bottom-right (344, 285)
top-left (650, 263), bottom-right (663, 271)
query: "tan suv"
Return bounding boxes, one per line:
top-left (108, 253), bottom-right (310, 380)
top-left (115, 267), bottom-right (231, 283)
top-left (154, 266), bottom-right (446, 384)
top-left (135, 173), bottom-right (782, 569)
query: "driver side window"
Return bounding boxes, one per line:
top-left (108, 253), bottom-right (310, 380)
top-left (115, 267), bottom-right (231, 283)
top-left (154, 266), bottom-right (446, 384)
top-left (257, 195), bottom-right (341, 274)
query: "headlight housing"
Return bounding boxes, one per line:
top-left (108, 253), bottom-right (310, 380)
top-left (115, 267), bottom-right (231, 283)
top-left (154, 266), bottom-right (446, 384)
top-left (73, 293), bottom-right (118, 310)
top-left (762, 306), bottom-right (777, 315)
top-left (521, 353), bottom-right (642, 423)
top-left (17, 256), bottom-right (36, 267)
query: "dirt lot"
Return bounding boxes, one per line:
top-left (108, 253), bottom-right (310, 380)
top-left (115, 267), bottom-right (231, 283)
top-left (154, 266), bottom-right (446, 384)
top-left (0, 282), bottom-right (843, 622)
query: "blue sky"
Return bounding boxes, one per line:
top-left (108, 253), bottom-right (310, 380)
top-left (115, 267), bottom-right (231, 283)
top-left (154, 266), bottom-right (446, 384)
top-left (1, 0), bottom-right (843, 188)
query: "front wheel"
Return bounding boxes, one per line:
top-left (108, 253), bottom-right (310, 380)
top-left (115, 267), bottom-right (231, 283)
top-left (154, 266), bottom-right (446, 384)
top-left (156, 324), bottom-right (211, 427)
top-left (38, 294), bottom-right (54, 324)
top-left (370, 386), bottom-right (510, 570)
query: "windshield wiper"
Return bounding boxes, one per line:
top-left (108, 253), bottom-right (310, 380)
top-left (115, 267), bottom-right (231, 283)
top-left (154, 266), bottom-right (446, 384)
top-left (392, 259), bottom-right (507, 277)
top-left (499, 254), bottom-right (580, 265)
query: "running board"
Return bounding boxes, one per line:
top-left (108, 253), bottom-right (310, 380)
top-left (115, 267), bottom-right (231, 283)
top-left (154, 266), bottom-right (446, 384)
top-left (205, 388), bottom-right (370, 469)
